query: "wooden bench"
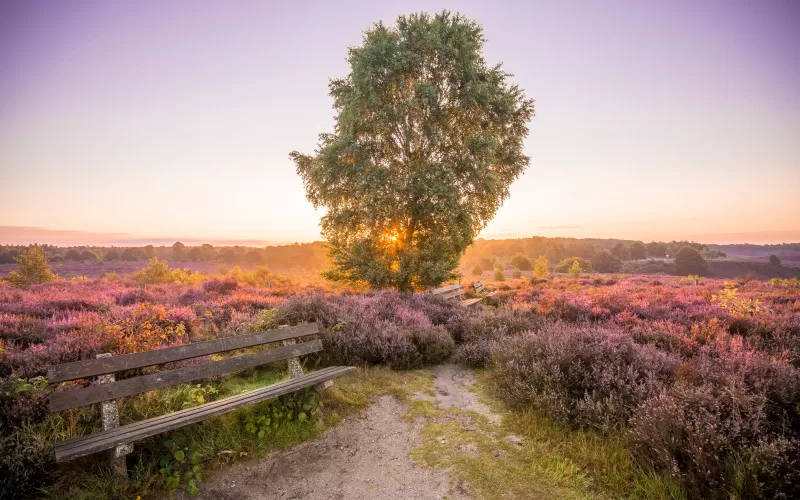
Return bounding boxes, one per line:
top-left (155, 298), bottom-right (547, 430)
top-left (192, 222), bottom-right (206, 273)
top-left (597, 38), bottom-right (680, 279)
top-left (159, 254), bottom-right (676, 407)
top-left (472, 281), bottom-right (497, 297)
top-left (47, 323), bottom-right (353, 468)
top-left (430, 283), bottom-right (483, 307)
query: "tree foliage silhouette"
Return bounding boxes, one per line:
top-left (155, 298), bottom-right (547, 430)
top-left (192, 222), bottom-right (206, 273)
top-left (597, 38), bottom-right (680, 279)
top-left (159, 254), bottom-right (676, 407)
top-left (291, 11), bottom-right (534, 290)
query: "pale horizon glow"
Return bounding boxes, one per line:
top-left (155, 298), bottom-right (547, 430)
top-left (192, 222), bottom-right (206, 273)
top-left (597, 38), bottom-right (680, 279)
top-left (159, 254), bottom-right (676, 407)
top-left (1, 1), bottom-right (799, 246)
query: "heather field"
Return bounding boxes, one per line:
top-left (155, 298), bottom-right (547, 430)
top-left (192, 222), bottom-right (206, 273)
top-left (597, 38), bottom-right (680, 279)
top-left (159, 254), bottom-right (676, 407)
top-left (1, 267), bottom-right (799, 499)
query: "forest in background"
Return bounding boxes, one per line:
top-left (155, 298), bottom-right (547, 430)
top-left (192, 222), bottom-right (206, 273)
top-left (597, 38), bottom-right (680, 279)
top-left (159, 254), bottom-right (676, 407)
top-left (1, 237), bottom-right (798, 281)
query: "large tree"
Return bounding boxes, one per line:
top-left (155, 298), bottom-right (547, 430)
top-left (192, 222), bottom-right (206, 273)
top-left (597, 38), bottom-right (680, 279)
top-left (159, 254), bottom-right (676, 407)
top-left (291, 11), bottom-right (534, 291)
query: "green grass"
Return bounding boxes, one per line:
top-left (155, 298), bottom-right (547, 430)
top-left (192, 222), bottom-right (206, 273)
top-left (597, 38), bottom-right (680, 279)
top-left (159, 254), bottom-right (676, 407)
top-left (407, 370), bottom-right (684, 500)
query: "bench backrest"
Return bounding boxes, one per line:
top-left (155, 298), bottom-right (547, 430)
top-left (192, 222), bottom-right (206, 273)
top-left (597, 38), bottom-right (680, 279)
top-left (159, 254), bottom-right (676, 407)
top-left (430, 283), bottom-right (465, 301)
top-left (473, 281), bottom-right (487, 293)
top-left (48, 323), bottom-right (320, 413)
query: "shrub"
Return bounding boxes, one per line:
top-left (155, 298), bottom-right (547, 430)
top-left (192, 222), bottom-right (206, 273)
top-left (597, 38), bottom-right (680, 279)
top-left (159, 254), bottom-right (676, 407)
top-left (674, 247), bottom-right (708, 276)
top-left (769, 254), bottom-right (781, 266)
top-left (132, 257), bottom-right (201, 285)
top-left (512, 269), bottom-right (522, 279)
top-left (629, 352), bottom-right (800, 498)
top-left (591, 250), bottom-right (622, 273)
top-left (510, 253), bottom-right (532, 271)
top-left (471, 264), bottom-right (483, 276)
top-left (278, 291), bottom-right (455, 369)
top-left (0, 429), bottom-right (53, 498)
top-left (202, 277), bottom-right (239, 295)
top-left (554, 257), bottom-right (592, 273)
top-left (492, 323), bottom-right (677, 432)
top-left (493, 267), bottom-right (505, 281)
top-left (532, 255), bottom-right (549, 279)
top-left (6, 246), bottom-right (56, 287)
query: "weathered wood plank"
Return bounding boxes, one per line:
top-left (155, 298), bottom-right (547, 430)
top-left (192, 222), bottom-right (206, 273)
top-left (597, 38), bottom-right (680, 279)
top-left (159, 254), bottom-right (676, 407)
top-left (438, 289), bottom-right (465, 300)
top-left (48, 323), bottom-right (319, 383)
top-left (54, 366), bottom-right (354, 462)
top-left (461, 298), bottom-right (483, 307)
top-left (50, 340), bottom-right (323, 412)
top-left (430, 283), bottom-right (463, 295)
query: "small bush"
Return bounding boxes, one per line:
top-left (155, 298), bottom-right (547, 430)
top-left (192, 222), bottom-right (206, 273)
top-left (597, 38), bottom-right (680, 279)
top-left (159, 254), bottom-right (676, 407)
top-left (769, 254), bottom-right (781, 266)
top-left (202, 277), bottom-right (239, 295)
top-left (554, 257), bottom-right (592, 273)
top-left (132, 257), bottom-right (201, 285)
top-left (471, 264), bottom-right (483, 276)
top-left (493, 267), bottom-right (505, 281)
top-left (510, 253), bottom-right (532, 271)
top-left (674, 247), bottom-right (708, 276)
top-left (532, 255), bottom-right (549, 279)
top-left (493, 323), bottom-right (677, 432)
top-left (6, 246), bottom-right (56, 287)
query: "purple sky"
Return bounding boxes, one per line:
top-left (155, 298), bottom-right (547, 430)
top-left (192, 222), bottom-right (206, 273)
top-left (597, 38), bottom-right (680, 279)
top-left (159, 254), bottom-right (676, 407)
top-left (1, 0), bottom-right (798, 245)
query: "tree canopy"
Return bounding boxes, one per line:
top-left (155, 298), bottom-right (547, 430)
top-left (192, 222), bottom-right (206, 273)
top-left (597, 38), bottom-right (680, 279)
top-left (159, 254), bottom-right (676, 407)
top-left (291, 11), bottom-right (534, 290)
top-left (674, 247), bottom-right (708, 276)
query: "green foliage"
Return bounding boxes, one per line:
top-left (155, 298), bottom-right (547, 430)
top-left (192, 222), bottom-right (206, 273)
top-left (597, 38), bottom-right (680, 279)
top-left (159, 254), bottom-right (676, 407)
top-left (628, 241), bottom-right (647, 261)
top-left (610, 242), bottom-right (630, 261)
top-left (290, 11), bottom-right (534, 291)
top-left (712, 281), bottom-right (763, 316)
top-left (3, 376), bottom-right (48, 396)
top-left (768, 254), bottom-right (781, 266)
top-left (494, 266), bottom-right (505, 282)
top-left (7, 246), bottom-right (56, 287)
top-left (533, 255), bottom-right (549, 279)
top-left (568, 260), bottom-right (583, 278)
top-left (591, 250), bottom-right (623, 273)
top-left (470, 264), bottom-right (483, 276)
top-left (182, 384), bottom-right (218, 408)
top-left (132, 257), bottom-right (203, 285)
top-left (554, 257), bottom-right (592, 274)
top-left (172, 241), bottom-right (186, 260)
top-left (159, 437), bottom-right (203, 496)
top-left (244, 390), bottom-right (321, 445)
top-left (770, 277), bottom-right (799, 288)
top-left (673, 247), bottom-right (708, 276)
top-left (510, 253), bottom-right (532, 271)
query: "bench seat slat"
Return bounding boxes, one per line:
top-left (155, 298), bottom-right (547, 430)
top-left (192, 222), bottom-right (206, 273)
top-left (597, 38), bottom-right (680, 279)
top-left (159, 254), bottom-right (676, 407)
top-left (461, 298), bottom-right (483, 307)
top-left (48, 323), bottom-right (320, 383)
top-left (438, 289), bottom-right (464, 300)
top-left (430, 283), bottom-right (463, 294)
top-left (54, 366), bottom-right (354, 463)
top-left (50, 340), bottom-right (324, 412)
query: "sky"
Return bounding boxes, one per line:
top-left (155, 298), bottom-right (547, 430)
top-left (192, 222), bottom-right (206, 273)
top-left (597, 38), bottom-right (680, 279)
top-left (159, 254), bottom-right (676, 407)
top-left (1, 0), bottom-right (798, 246)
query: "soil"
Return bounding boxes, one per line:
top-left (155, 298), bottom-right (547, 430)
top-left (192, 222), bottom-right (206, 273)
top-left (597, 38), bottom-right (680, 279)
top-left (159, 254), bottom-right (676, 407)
top-left (183, 364), bottom-right (490, 499)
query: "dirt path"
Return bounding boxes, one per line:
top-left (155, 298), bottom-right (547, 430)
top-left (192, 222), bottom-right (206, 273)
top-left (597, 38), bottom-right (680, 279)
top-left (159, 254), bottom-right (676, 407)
top-left (419, 363), bottom-right (501, 425)
top-left (187, 364), bottom-right (489, 500)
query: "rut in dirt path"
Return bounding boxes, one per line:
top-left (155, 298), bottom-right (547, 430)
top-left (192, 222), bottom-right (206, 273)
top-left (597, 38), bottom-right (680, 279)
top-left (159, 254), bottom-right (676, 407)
top-left (181, 364), bottom-right (494, 500)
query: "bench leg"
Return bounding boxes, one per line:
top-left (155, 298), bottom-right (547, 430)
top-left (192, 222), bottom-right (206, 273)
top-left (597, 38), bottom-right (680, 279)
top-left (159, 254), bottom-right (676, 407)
top-left (281, 338), bottom-right (305, 379)
top-left (95, 353), bottom-right (132, 478)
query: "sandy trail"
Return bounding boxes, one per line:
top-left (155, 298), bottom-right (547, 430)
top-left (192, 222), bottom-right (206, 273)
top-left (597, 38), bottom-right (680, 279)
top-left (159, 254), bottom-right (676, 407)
top-left (184, 364), bottom-right (489, 499)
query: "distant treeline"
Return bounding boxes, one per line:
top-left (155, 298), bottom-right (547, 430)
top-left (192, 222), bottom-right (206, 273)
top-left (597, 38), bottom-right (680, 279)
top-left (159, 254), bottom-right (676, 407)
top-left (0, 242), bottom-right (330, 272)
top-left (461, 237), bottom-right (727, 268)
top-left (1, 237), bottom-right (733, 272)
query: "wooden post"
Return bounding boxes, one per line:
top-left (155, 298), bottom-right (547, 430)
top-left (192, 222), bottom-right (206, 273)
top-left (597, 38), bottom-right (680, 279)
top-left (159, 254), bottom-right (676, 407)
top-left (95, 353), bottom-right (132, 477)
top-left (282, 338), bottom-right (305, 379)
top-left (280, 326), bottom-right (333, 391)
